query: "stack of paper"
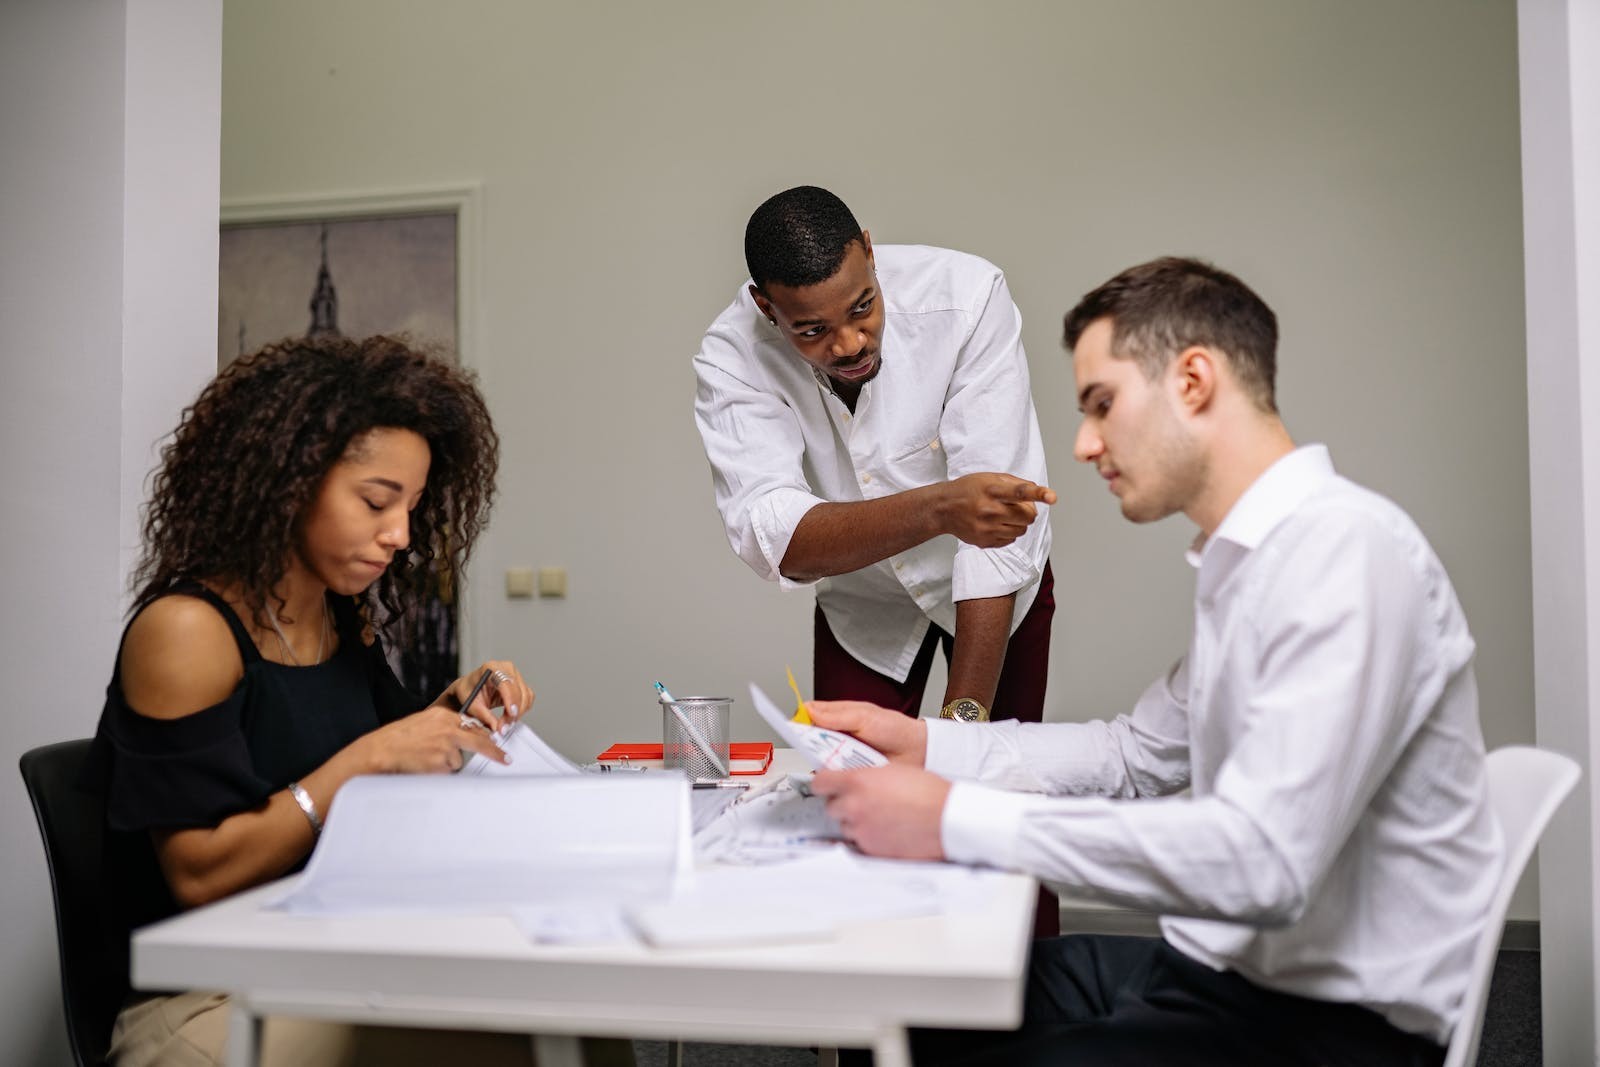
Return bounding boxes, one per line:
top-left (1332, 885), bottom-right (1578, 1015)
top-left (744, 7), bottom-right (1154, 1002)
top-left (272, 774), bottom-right (691, 916)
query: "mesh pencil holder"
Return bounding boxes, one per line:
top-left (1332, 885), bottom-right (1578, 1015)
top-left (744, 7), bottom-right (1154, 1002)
top-left (662, 697), bottom-right (732, 779)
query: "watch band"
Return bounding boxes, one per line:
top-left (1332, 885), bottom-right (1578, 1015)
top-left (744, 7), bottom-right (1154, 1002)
top-left (287, 780), bottom-right (323, 836)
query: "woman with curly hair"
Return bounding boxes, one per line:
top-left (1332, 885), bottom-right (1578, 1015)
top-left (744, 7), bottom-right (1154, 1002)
top-left (85, 336), bottom-right (628, 1066)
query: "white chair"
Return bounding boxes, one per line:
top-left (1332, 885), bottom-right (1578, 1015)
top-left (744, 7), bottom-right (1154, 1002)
top-left (1442, 745), bottom-right (1580, 1067)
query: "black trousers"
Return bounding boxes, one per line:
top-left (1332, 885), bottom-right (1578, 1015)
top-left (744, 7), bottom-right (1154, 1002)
top-left (850, 935), bottom-right (1447, 1067)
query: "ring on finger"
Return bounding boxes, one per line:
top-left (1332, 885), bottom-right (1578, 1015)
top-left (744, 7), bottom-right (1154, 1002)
top-left (458, 713), bottom-right (480, 731)
top-left (492, 669), bottom-right (511, 684)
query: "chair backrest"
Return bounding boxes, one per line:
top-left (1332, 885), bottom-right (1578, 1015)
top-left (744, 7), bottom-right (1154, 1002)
top-left (19, 739), bottom-right (128, 1067)
top-left (1442, 745), bottom-right (1581, 1067)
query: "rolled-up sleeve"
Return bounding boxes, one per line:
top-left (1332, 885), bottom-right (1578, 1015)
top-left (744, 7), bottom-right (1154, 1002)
top-left (939, 271), bottom-right (1052, 601)
top-left (693, 327), bottom-right (825, 588)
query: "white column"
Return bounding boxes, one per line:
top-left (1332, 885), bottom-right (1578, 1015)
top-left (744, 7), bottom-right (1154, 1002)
top-left (121, 0), bottom-right (224, 607)
top-left (0, 1), bottom-right (220, 1063)
top-left (1519, 0), bottom-right (1600, 1062)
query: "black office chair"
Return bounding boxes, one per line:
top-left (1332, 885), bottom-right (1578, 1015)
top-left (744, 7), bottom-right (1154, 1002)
top-left (20, 739), bottom-right (129, 1067)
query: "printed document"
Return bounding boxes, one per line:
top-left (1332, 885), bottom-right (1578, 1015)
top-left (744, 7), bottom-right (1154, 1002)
top-left (749, 683), bottom-right (888, 771)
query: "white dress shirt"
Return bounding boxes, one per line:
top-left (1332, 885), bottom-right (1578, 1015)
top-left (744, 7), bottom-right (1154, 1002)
top-left (928, 445), bottom-right (1501, 1044)
top-left (693, 245), bottom-right (1052, 681)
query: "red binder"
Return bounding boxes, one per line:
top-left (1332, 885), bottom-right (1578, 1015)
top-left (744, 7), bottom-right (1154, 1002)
top-left (595, 741), bottom-right (774, 775)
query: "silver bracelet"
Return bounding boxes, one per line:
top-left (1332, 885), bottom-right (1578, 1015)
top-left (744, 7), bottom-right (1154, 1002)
top-left (286, 780), bottom-right (323, 836)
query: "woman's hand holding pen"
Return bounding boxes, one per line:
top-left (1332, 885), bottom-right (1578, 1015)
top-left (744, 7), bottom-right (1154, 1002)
top-left (441, 659), bottom-right (534, 731)
top-left (356, 704), bottom-right (510, 773)
top-left (804, 700), bottom-right (929, 766)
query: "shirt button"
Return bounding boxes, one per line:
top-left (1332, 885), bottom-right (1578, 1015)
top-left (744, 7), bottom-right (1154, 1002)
top-left (930, 439), bottom-right (940, 451)
top-left (861, 474), bottom-right (872, 485)
top-left (892, 560), bottom-right (903, 571)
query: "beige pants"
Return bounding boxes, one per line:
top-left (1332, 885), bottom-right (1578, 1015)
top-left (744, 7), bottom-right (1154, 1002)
top-left (109, 992), bottom-right (636, 1067)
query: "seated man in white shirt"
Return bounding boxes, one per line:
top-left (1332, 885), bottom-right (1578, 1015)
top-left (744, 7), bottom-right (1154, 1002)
top-left (809, 256), bottom-right (1500, 1066)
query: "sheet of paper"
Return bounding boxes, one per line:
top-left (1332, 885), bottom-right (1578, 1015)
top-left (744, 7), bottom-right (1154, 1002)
top-left (627, 847), bottom-right (1008, 948)
top-left (271, 774), bottom-right (690, 916)
top-left (693, 775), bottom-right (844, 864)
top-left (460, 717), bottom-right (582, 777)
top-left (748, 683), bottom-right (888, 771)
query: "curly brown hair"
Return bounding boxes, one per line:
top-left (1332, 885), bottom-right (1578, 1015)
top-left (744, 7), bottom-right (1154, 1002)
top-left (131, 334), bottom-right (499, 642)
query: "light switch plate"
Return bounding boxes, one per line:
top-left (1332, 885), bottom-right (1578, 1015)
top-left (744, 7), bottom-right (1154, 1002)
top-left (505, 566), bottom-right (535, 598)
top-left (537, 567), bottom-right (567, 598)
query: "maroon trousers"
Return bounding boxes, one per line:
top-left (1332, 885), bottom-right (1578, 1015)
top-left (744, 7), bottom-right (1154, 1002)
top-left (813, 561), bottom-right (1059, 936)
top-left (813, 560), bottom-right (1055, 721)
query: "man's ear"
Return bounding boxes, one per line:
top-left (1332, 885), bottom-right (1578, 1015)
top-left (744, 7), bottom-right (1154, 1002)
top-left (860, 229), bottom-right (873, 264)
top-left (1173, 345), bottom-right (1219, 414)
top-left (749, 286), bottom-right (777, 325)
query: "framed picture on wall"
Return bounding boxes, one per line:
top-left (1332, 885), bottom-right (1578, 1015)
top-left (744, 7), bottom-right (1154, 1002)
top-left (217, 185), bottom-right (484, 700)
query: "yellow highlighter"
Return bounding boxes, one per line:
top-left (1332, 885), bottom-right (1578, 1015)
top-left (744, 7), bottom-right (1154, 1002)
top-left (785, 666), bottom-right (812, 725)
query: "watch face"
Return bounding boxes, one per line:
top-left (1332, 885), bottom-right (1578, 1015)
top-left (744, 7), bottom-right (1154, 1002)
top-left (950, 699), bottom-right (984, 722)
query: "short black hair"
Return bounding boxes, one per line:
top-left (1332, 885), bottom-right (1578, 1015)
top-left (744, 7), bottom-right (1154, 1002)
top-left (1063, 256), bottom-right (1280, 412)
top-left (744, 186), bottom-right (864, 291)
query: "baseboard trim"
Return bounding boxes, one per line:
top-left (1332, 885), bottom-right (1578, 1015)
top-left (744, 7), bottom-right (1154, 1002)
top-left (1058, 906), bottom-right (1543, 952)
top-left (1499, 919), bottom-right (1540, 951)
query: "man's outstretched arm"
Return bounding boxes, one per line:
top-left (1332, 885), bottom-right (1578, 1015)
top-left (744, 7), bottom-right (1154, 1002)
top-left (779, 473), bottom-right (1055, 582)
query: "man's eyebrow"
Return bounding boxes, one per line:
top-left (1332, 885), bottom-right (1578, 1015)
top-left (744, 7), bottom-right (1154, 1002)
top-left (1077, 382), bottom-right (1103, 411)
top-left (790, 288), bottom-right (875, 329)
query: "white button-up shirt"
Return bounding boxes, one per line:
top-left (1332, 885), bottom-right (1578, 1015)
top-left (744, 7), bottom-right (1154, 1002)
top-left (929, 446), bottom-right (1501, 1043)
top-left (693, 245), bottom-right (1052, 681)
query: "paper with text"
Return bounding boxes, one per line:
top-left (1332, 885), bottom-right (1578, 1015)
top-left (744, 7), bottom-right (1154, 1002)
top-left (749, 683), bottom-right (888, 771)
top-left (693, 775), bottom-right (843, 864)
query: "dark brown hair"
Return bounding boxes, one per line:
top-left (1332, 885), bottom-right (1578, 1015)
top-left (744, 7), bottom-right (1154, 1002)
top-left (131, 334), bottom-right (499, 640)
top-left (1063, 256), bottom-right (1279, 412)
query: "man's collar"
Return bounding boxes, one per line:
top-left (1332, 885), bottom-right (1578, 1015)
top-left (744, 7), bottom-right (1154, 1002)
top-left (1185, 444), bottom-right (1335, 567)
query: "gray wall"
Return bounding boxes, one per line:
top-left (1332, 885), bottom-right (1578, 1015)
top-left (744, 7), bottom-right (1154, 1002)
top-left (220, 0), bottom-right (1533, 899)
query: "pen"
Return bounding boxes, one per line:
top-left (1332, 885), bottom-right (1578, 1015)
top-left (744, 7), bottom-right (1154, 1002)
top-left (691, 780), bottom-right (749, 791)
top-left (457, 668), bottom-right (494, 729)
top-left (785, 665), bottom-right (812, 725)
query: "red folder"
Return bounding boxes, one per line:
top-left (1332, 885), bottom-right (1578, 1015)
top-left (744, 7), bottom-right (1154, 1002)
top-left (595, 741), bottom-right (774, 775)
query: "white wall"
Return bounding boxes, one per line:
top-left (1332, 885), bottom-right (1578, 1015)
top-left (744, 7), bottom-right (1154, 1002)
top-left (1519, 0), bottom-right (1600, 1060)
top-left (221, 0), bottom-right (1534, 899)
top-left (0, 2), bottom-right (220, 1064)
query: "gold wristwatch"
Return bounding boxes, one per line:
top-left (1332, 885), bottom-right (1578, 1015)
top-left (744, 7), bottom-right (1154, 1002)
top-left (940, 697), bottom-right (989, 722)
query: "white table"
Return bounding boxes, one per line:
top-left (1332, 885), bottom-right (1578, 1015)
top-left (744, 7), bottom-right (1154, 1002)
top-left (131, 752), bottom-right (1037, 1067)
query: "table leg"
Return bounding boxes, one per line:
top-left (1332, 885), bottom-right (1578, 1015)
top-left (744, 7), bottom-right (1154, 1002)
top-left (669, 1039), bottom-right (685, 1067)
top-left (532, 1034), bottom-right (585, 1067)
top-left (817, 1048), bottom-right (840, 1067)
top-left (224, 999), bottom-right (262, 1067)
top-left (872, 1027), bottom-right (911, 1067)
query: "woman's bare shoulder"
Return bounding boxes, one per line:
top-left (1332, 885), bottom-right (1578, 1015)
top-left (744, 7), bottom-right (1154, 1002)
top-left (119, 594), bottom-right (247, 720)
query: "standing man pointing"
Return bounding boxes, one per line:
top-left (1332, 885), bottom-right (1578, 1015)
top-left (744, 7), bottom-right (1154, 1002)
top-left (693, 185), bottom-right (1056, 744)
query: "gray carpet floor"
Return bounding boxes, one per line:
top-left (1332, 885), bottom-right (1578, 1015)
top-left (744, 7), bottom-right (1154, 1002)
top-left (632, 948), bottom-right (1541, 1066)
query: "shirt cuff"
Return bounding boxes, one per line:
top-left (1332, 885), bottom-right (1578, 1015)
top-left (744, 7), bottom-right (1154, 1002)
top-left (751, 488), bottom-right (827, 589)
top-left (951, 540), bottom-right (1043, 602)
top-left (941, 780), bottom-right (1032, 870)
top-left (924, 717), bottom-right (987, 779)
